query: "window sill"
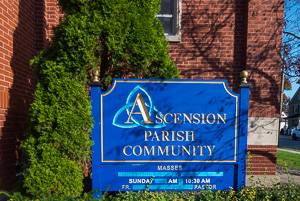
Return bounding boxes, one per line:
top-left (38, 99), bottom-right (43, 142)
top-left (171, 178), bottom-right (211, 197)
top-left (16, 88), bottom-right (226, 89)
top-left (165, 34), bottom-right (181, 42)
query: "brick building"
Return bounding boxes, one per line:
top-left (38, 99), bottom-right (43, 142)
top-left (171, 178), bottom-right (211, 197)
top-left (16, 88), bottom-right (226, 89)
top-left (288, 87), bottom-right (300, 129)
top-left (0, 0), bottom-right (283, 189)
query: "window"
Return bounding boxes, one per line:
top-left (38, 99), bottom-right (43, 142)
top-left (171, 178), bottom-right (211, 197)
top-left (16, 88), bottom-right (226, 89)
top-left (157, 0), bottom-right (181, 41)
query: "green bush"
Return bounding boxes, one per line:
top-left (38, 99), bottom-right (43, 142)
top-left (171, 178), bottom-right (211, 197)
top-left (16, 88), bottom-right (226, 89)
top-left (22, 76), bottom-right (92, 197)
top-left (22, 0), bottom-right (178, 198)
top-left (100, 184), bottom-right (300, 201)
top-left (6, 184), bottom-right (300, 201)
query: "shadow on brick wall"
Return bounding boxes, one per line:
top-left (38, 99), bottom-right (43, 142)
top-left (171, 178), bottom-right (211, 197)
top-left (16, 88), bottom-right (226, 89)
top-left (174, 0), bottom-right (283, 117)
top-left (177, 0), bottom-right (245, 85)
top-left (0, 0), bottom-right (284, 190)
top-left (169, 0), bottom-right (283, 175)
top-left (0, 0), bottom-right (45, 190)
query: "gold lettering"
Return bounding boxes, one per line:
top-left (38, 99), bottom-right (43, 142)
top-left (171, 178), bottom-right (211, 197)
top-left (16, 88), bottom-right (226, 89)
top-left (144, 146), bottom-right (155, 156)
top-left (123, 145), bottom-right (216, 157)
top-left (158, 146), bottom-right (169, 156)
top-left (201, 113), bottom-right (206, 124)
top-left (171, 145), bottom-right (180, 156)
top-left (144, 130), bottom-right (152, 141)
top-left (153, 131), bottom-right (160, 141)
top-left (207, 145), bottom-right (215, 156)
top-left (171, 131), bottom-right (176, 141)
top-left (182, 145), bottom-right (191, 156)
top-left (152, 113), bottom-right (227, 125)
top-left (217, 113), bottom-right (226, 124)
top-left (185, 131), bottom-right (195, 141)
top-left (162, 131), bottom-right (170, 141)
top-left (183, 113), bottom-right (193, 124)
top-left (193, 113), bottom-right (201, 124)
top-left (174, 113), bottom-right (182, 124)
top-left (176, 131), bottom-right (185, 141)
top-left (163, 113), bottom-right (173, 124)
top-left (125, 93), bottom-right (153, 124)
top-left (133, 145), bottom-right (142, 156)
top-left (155, 114), bottom-right (163, 124)
top-left (198, 146), bottom-right (204, 156)
top-left (206, 113), bottom-right (216, 124)
top-left (192, 145), bottom-right (197, 156)
top-left (123, 145), bottom-right (132, 156)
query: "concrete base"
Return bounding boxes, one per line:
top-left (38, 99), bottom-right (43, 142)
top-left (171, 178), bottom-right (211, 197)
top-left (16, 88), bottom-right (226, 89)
top-left (246, 175), bottom-right (280, 186)
top-left (248, 117), bottom-right (279, 145)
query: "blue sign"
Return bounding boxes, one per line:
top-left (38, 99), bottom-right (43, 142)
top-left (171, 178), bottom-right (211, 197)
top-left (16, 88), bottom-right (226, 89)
top-left (91, 79), bottom-right (249, 197)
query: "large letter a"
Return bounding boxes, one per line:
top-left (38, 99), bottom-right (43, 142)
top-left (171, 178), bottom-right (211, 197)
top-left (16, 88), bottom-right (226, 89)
top-left (125, 93), bottom-right (153, 124)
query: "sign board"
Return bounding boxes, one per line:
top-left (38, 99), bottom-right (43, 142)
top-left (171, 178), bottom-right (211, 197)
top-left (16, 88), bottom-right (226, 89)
top-left (91, 79), bottom-right (249, 197)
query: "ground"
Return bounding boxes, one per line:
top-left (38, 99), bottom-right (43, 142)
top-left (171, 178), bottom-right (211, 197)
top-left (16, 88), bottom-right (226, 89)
top-left (278, 135), bottom-right (300, 184)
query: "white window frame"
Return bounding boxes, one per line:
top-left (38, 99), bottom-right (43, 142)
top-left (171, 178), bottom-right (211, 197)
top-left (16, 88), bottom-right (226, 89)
top-left (157, 0), bottom-right (182, 42)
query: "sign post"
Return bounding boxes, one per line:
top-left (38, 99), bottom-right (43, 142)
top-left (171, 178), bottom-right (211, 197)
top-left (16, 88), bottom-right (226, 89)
top-left (91, 79), bottom-right (249, 198)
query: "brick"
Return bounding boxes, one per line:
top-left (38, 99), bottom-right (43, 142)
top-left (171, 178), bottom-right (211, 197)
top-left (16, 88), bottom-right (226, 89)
top-left (0, 0), bottom-right (36, 190)
top-left (0, 0), bottom-right (284, 189)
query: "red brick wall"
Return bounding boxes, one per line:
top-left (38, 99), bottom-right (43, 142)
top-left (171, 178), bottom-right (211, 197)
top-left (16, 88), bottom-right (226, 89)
top-left (0, 0), bottom-right (64, 189)
top-left (170, 0), bottom-right (239, 85)
top-left (0, 0), bottom-right (283, 189)
top-left (169, 0), bottom-right (283, 175)
top-left (247, 0), bottom-right (283, 118)
top-left (169, 0), bottom-right (283, 176)
top-left (246, 0), bottom-right (283, 176)
top-left (170, 0), bottom-right (283, 118)
top-left (247, 145), bottom-right (277, 175)
top-left (0, 0), bottom-right (38, 189)
top-left (40, 0), bottom-right (283, 176)
top-left (44, 0), bottom-right (63, 47)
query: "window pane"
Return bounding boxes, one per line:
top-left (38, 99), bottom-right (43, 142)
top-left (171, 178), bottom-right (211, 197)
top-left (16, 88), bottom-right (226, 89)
top-left (158, 0), bottom-right (179, 37)
top-left (160, 0), bottom-right (174, 14)
top-left (158, 17), bottom-right (174, 35)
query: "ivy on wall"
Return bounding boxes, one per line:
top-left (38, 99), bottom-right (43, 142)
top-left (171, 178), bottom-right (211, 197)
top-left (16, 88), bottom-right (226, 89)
top-left (22, 0), bottom-right (178, 198)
